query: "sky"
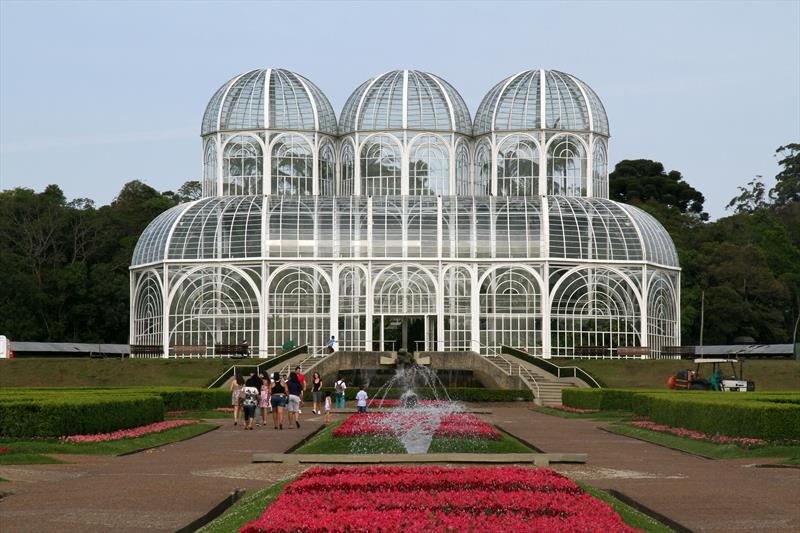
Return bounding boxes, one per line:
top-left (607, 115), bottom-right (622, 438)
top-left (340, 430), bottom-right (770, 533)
top-left (1, 0), bottom-right (798, 219)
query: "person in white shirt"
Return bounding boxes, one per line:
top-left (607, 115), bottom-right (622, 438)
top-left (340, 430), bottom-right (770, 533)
top-left (356, 386), bottom-right (368, 414)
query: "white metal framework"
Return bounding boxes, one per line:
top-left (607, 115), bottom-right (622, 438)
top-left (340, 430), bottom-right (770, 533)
top-left (131, 68), bottom-right (680, 358)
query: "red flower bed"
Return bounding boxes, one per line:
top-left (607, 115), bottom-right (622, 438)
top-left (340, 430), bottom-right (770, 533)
top-left (0, 447), bottom-right (12, 454)
top-left (332, 412), bottom-right (501, 440)
top-left (241, 466), bottom-right (639, 533)
top-left (213, 407), bottom-right (235, 412)
top-left (544, 404), bottom-right (600, 414)
top-left (629, 421), bottom-right (767, 448)
top-left (60, 420), bottom-right (197, 444)
top-left (366, 399), bottom-right (447, 408)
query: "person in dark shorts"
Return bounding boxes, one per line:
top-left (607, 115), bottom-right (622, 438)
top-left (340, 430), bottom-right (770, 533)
top-left (241, 375), bottom-right (260, 430)
top-left (311, 372), bottom-right (323, 415)
top-left (287, 372), bottom-right (303, 428)
top-left (270, 373), bottom-right (287, 430)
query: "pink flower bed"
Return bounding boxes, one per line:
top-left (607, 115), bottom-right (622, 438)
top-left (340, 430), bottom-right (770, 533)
top-left (165, 410), bottom-right (189, 416)
top-left (629, 421), bottom-right (767, 448)
top-left (60, 420), bottom-right (197, 444)
top-left (0, 447), bottom-right (12, 454)
top-left (213, 407), bottom-right (234, 412)
top-left (332, 412), bottom-right (502, 440)
top-left (241, 466), bottom-right (640, 533)
top-left (366, 399), bottom-right (447, 408)
top-left (544, 404), bottom-right (600, 414)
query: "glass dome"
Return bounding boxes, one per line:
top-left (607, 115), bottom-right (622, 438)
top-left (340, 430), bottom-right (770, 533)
top-left (339, 70), bottom-right (472, 135)
top-left (132, 196), bottom-right (676, 268)
top-left (474, 70), bottom-right (609, 136)
top-left (201, 68), bottom-right (337, 136)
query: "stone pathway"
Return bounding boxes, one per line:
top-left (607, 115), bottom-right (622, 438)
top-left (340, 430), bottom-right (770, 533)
top-left (490, 407), bottom-right (800, 533)
top-left (0, 416), bottom-right (322, 533)
top-left (1, 407), bottom-right (798, 532)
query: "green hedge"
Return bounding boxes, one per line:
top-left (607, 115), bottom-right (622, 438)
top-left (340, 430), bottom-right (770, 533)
top-left (0, 394), bottom-right (164, 438)
top-left (302, 387), bottom-right (532, 403)
top-left (0, 387), bottom-right (228, 438)
top-left (562, 389), bottom-right (800, 441)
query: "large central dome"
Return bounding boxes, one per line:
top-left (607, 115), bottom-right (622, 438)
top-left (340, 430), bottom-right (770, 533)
top-left (339, 70), bottom-right (472, 135)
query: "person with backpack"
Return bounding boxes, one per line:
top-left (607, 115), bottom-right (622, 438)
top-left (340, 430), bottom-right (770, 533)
top-left (334, 378), bottom-right (346, 410)
top-left (242, 375), bottom-right (260, 430)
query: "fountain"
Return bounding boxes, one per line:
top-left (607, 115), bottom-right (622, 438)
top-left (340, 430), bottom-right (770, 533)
top-left (355, 349), bottom-right (463, 454)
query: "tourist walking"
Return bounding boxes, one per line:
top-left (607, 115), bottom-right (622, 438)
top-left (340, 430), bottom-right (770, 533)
top-left (294, 365), bottom-right (306, 414)
top-left (287, 372), bottom-right (303, 428)
top-left (334, 377), bottom-right (346, 410)
top-left (356, 386), bottom-right (368, 414)
top-left (271, 372), bottom-right (287, 430)
top-left (258, 375), bottom-right (270, 428)
top-left (242, 376), bottom-right (260, 430)
top-left (230, 374), bottom-right (244, 426)
top-left (311, 372), bottom-right (323, 414)
top-left (323, 391), bottom-right (332, 424)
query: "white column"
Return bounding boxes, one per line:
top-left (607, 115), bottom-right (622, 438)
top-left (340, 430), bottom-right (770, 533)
top-left (161, 264), bottom-right (170, 358)
top-left (129, 272), bottom-right (135, 345)
top-left (330, 264), bottom-right (339, 347)
top-left (586, 133), bottom-right (594, 198)
top-left (490, 134), bottom-right (498, 196)
top-left (640, 265), bottom-right (649, 349)
top-left (260, 260), bottom-right (268, 357)
top-left (470, 265), bottom-right (481, 354)
top-left (541, 196), bottom-right (551, 358)
top-left (312, 133), bottom-right (320, 196)
top-left (538, 131), bottom-right (547, 196)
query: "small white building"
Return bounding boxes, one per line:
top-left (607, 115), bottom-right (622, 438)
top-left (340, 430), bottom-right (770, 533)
top-left (130, 69), bottom-right (680, 358)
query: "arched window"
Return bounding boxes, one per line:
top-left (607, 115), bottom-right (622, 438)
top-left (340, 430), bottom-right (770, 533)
top-left (360, 135), bottom-right (401, 196)
top-left (272, 135), bottom-right (313, 195)
top-left (455, 143), bottom-right (470, 195)
top-left (267, 267), bottom-right (329, 353)
top-left (338, 266), bottom-right (367, 351)
top-left (647, 272), bottom-right (678, 357)
top-left (547, 135), bottom-right (587, 196)
top-left (203, 140), bottom-right (217, 197)
top-left (480, 267), bottom-right (541, 353)
top-left (340, 142), bottom-right (355, 195)
top-left (497, 136), bottom-right (539, 196)
top-left (373, 265), bottom-right (436, 315)
top-left (223, 135), bottom-right (262, 195)
top-left (133, 272), bottom-right (162, 347)
top-left (319, 141), bottom-right (335, 196)
top-left (409, 135), bottom-right (449, 195)
top-left (592, 140), bottom-right (608, 199)
top-left (474, 141), bottom-right (491, 196)
top-left (550, 267), bottom-right (640, 357)
top-left (169, 267), bottom-right (260, 351)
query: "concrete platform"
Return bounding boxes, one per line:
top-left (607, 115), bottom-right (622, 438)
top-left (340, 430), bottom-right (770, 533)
top-left (252, 452), bottom-right (587, 466)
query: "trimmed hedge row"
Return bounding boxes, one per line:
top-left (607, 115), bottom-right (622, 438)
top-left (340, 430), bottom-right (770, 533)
top-left (0, 387), bottom-right (229, 438)
top-left (302, 387), bottom-right (532, 403)
top-left (562, 389), bottom-right (800, 441)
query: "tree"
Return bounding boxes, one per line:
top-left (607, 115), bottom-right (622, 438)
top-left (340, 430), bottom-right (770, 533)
top-left (609, 159), bottom-right (707, 219)
top-left (771, 143), bottom-right (800, 206)
top-left (726, 177), bottom-right (769, 214)
top-left (177, 180), bottom-right (202, 202)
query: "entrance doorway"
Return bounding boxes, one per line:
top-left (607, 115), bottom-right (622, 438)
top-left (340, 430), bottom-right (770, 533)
top-left (372, 315), bottom-right (437, 352)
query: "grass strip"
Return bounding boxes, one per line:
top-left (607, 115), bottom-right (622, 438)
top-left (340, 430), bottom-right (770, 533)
top-left (606, 423), bottom-right (800, 464)
top-left (0, 452), bottom-right (67, 465)
top-left (0, 423), bottom-right (216, 460)
top-left (578, 482), bottom-right (678, 533)
top-left (197, 478), bottom-right (294, 533)
top-left (534, 406), bottom-right (635, 421)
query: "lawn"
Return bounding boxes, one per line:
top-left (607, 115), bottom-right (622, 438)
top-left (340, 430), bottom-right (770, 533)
top-left (0, 423), bottom-right (216, 464)
top-left (578, 482), bottom-right (677, 533)
top-left (0, 358), bottom-right (234, 388)
top-left (294, 419), bottom-right (533, 454)
top-left (534, 406), bottom-right (635, 421)
top-left (606, 423), bottom-right (800, 465)
top-left (568, 359), bottom-right (800, 390)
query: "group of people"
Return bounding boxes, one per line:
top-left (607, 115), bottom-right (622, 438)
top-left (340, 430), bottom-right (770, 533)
top-left (229, 368), bottom-right (370, 430)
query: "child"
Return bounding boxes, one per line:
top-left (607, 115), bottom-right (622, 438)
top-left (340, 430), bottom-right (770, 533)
top-left (356, 386), bottom-right (368, 414)
top-left (323, 391), bottom-right (332, 424)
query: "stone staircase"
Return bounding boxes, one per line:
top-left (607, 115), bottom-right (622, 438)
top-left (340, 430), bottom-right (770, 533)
top-left (483, 353), bottom-right (577, 405)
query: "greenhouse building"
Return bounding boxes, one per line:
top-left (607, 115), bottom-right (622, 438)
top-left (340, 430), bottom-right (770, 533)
top-left (130, 68), bottom-right (680, 358)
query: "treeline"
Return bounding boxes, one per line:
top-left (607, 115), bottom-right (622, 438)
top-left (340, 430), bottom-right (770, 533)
top-left (610, 144), bottom-right (800, 345)
top-left (0, 180), bottom-right (200, 343)
top-left (1, 145), bottom-right (798, 346)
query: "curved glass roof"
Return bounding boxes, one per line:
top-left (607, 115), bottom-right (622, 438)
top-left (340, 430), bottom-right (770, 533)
top-left (201, 69), bottom-right (337, 136)
top-left (473, 70), bottom-right (609, 136)
top-left (133, 196), bottom-right (676, 268)
top-left (339, 70), bottom-right (472, 135)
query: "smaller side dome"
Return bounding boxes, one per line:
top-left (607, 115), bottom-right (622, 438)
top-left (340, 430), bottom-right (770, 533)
top-left (201, 69), bottom-right (337, 136)
top-left (474, 70), bottom-right (609, 136)
top-left (339, 70), bottom-right (472, 135)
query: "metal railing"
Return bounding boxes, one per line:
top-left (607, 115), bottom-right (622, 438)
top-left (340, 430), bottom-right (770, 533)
top-left (206, 344), bottom-right (308, 388)
top-left (473, 343), bottom-right (540, 402)
top-left (501, 346), bottom-right (601, 388)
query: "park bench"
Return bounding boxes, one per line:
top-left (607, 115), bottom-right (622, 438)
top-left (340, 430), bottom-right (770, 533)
top-left (130, 344), bottom-right (163, 357)
top-left (214, 343), bottom-right (251, 358)
top-left (170, 344), bottom-right (207, 357)
top-left (663, 346), bottom-right (695, 359)
top-left (573, 346), bottom-right (611, 357)
top-left (616, 346), bottom-right (652, 358)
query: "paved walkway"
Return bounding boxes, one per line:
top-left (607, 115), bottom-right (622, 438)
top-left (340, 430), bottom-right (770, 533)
top-left (1, 407), bottom-right (798, 532)
top-left (490, 407), bottom-right (800, 533)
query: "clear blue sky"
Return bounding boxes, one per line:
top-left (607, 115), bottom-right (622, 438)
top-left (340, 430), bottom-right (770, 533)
top-left (1, 0), bottom-right (798, 218)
